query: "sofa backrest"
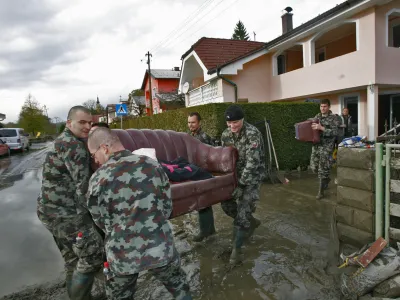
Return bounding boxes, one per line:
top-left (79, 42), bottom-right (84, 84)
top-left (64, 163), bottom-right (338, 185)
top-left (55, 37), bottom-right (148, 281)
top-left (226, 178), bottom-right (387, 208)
top-left (111, 129), bottom-right (236, 173)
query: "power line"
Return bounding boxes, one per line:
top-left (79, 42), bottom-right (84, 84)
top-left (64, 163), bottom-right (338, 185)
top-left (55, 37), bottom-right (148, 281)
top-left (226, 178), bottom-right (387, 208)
top-left (152, 0), bottom-right (229, 55)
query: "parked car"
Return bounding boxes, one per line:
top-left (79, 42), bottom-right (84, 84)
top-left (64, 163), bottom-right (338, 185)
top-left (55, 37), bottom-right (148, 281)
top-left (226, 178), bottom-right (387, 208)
top-left (0, 128), bottom-right (30, 152)
top-left (0, 139), bottom-right (10, 157)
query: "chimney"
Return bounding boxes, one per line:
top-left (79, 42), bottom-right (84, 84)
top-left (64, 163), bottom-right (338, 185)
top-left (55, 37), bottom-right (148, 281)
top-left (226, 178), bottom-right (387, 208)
top-left (174, 67), bottom-right (180, 71)
top-left (281, 7), bottom-right (293, 34)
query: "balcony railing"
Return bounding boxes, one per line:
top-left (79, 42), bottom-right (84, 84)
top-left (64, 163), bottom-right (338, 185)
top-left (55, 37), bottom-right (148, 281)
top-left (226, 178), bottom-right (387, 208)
top-left (188, 82), bottom-right (219, 106)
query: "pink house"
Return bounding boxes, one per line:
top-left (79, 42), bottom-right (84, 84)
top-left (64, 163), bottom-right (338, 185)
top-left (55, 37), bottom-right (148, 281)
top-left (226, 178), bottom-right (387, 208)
top-left (179, 0), bottom-right (400, 139)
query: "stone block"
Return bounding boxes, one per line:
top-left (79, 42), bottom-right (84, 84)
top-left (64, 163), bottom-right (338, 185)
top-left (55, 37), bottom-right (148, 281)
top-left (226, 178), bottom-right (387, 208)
top-left (337, 185), bottom-right (375, 212)
top-left (337, 167), bottom-right (375, 191)
top-left (335, 205), bottom-right (353, 226)
top-left (337, 222), bottom-right (374, 247)
top-left (337, 147), bottom-right (375, 170)
top-left (353, 209), bottom-right (374, 233)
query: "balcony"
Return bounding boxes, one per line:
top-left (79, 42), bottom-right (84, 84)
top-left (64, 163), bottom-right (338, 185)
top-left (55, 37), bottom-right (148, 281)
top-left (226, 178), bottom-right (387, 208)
top-left (187, 80), bottom-right (223, 107)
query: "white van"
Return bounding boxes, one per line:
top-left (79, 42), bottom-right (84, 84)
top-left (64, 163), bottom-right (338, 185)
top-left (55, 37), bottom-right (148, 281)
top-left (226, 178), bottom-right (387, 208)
top-left (0, 128), bottom-right (30, 151)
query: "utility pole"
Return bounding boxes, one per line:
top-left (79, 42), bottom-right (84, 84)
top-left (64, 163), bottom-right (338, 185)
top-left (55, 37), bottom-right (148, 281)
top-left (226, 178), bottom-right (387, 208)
top-left (43, 105), bottom-right (49, 118)
top-left (253, 31), bottom-right (256, 41)
top-left (145, 51), bottom-right (153, 116)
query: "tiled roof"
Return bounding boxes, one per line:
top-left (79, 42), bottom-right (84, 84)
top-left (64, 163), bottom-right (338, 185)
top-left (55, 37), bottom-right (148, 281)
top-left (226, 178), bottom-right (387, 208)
top-left (150, 69), bottom-right (180, 79)
top-left (182, 37), bottom-right (264, 72)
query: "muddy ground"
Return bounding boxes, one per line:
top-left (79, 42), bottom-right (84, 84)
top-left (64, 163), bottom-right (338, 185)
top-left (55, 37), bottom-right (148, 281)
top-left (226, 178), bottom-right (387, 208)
top-left (0, 145), bottom-right (341, 300)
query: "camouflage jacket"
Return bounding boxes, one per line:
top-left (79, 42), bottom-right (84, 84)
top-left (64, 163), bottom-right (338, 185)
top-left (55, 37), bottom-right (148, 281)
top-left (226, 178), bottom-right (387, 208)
top-left (37, 128), bottom-right (92, 225)
top-left (221, 121), bottom-right (266, 186)
top-left (189, 127), bottom-right (213, 145)
top-left (87, 150), bottom-right (176, 275)
top-left (314, 111), bottom-right (340, 145)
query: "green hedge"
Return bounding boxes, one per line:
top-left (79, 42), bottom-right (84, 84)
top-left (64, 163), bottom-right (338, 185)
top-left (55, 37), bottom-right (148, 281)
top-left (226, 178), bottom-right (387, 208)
top-left (112, 103), bottom-right (319, 170)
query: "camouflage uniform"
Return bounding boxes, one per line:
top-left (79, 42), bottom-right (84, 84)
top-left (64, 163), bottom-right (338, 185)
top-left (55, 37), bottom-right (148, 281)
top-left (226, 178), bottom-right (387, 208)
top-left (37, 128), bottom-right (104, 299)
top-left (87, 150), bottom-right (192, 300)
top-left (189, 127), bottom-right (214, 146)
top-left (310, 111), bottom-right (340, 199)
top-left (189, 127), bottom-right (216, 242)
top-left (220, 122), bottom-right (265, 229)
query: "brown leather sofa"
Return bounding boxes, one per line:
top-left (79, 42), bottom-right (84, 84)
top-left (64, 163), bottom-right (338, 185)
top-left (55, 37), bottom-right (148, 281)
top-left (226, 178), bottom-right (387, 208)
top-left (107, 129), bottom-right (238, 219)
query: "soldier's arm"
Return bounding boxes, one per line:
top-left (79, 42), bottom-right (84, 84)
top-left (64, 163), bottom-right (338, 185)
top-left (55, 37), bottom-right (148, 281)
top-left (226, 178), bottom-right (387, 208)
top-left (204, 133), bottom-right (213, 146)
top-left (155, 164), bottom-right (173, 219)
top-left (239, 134), bottom-right (263, 186)
top-left (322, 117), bottom-right (340, 138)
top-left (87, 179), bottom-right (106, 231)
top-left (62, 141), bottom-right (91, 208)
top-left (220, 131), bottom-right (228, 147)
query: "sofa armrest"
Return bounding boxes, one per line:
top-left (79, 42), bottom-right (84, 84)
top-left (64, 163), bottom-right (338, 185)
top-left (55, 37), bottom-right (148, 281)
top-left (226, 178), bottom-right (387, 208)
top-left (195, 142), bottom-right (238, 174)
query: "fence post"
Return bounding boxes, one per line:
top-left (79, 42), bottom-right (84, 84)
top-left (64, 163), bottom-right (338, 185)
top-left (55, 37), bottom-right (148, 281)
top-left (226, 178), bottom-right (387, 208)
top-left (376, 143), bottom-right (384, 239)
top-left (385, 144), bottom-right (392, 243)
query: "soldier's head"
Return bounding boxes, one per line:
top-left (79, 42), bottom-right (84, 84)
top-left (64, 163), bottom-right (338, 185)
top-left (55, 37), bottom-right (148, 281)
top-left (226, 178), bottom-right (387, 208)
top-left (320, 99), bottom-right (331, 115)
top-left (225, 105), bottom-right (244, 133)
top-left (188, 112), bottom-right (201, 133)
top-left (89, 122), bottom-right (109, 135)
top-left (66, 106), bottom-right (92, 139)
top-left (342, 107), bottom-right (349, 116)
top-left (88, 127), bottom-right (124, 165)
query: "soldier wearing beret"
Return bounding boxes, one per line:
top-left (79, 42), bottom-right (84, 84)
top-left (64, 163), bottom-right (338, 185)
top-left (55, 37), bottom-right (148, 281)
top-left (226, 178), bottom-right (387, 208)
top-left (220, 105), bottom-right (266, 264)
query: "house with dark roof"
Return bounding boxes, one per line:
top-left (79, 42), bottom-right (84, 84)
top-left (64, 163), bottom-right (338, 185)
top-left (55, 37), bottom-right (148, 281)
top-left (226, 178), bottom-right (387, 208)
top-left (141, 68), bottom-right (184, 115)
top-left (179, 0), bottom-right (400, 140)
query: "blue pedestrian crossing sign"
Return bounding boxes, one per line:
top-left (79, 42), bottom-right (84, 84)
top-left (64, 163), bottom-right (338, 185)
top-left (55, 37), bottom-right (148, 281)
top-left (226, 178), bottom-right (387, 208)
top-left (115, 103), bottom-right (128, 116)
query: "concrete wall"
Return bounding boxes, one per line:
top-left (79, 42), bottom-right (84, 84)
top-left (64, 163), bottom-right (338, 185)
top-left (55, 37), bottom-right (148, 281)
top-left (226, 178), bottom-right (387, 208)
top-left (335, 147), bottom-right (375, 247)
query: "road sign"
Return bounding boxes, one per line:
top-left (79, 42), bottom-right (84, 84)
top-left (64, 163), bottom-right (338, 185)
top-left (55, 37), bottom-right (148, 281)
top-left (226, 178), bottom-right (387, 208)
top-left (115, 104), bottom-right (128, 116)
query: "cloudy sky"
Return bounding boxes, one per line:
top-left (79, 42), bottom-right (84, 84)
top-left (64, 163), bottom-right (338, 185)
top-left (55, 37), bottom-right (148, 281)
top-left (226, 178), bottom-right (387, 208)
top-left (0, 0), bottom-right (342, 122)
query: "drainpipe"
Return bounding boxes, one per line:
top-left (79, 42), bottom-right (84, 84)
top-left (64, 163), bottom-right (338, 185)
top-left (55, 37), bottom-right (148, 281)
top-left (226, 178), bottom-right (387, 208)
top-left (217, 68), bottom-right (238, 103)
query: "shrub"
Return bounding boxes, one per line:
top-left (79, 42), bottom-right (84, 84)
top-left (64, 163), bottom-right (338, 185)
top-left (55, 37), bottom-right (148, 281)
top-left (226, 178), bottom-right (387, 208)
top-left (112, 102), bottom-right (319, 170)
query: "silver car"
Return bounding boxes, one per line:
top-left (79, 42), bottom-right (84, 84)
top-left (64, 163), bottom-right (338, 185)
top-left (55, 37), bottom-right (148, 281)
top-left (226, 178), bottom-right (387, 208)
top-left (0, 128), bottom-right (30, 152)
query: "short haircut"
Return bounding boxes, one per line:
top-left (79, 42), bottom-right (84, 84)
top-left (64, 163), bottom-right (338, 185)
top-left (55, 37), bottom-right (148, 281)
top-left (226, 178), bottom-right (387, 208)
top-left (320, 99), bottom-right (331, 106)
top-left (67, 106), bottom-right (91, 120)
top-left (92, 122), bottom-right (109, 128)
top-left (88, 127), bottom-right (120, 150)
top-left (188, 112), bottom-right (201, 121)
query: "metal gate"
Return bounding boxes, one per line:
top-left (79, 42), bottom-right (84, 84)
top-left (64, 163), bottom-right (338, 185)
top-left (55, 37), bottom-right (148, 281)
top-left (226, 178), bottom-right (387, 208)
top-left (375, 143), bottom-right (400, 244)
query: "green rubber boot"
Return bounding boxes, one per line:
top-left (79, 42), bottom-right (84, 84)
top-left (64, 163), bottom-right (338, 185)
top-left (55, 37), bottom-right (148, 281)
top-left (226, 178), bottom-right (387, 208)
top-left (69, 270), bottom-right (95, 300)
top-left (245, 216), bottom-right (261, 240)
top-left (316, 178), bottom-right (328, 200)
top-left (229, 227), bottom-right (247, 265)
top-left (192, 206), bottom-right (216, 242)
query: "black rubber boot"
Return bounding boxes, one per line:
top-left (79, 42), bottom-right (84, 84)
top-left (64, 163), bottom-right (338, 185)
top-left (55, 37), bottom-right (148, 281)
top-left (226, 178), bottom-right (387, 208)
top-left (316, 178), bottom-right (328, 200)
top-left (229, 227), bottom-right (247, 265)
top-left (192, 206), bottom-right (216, 242)
top-left (245, 216), bottom-right (261, 240)
top-left (323, 177), bottom-right (331, 190)
top-left (69, 270), bottom-right (95, 300)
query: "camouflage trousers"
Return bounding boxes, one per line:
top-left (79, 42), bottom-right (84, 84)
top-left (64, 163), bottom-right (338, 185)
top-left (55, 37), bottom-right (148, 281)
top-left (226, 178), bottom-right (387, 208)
top-left (221, 184), bottom-right (261, 229)
top-left (105, 255), bottom-right (192, 300)
top-left (39, 212), bottom-right (104, 274)
top-left (310, 142), bottom-right (335, 179)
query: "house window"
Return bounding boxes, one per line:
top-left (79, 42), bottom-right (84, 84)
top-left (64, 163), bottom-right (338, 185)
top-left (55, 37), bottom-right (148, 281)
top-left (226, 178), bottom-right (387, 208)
top-left (277, 54), bottom-right (286, 75)
top-left (316, 48), bottom-right (326, 63)
top-left (388, 10), bottom-right (400, 48)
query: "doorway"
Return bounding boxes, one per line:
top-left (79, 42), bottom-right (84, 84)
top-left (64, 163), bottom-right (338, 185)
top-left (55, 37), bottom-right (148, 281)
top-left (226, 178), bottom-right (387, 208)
top-left (340, 95), bottom-right (359, 135)
top-left (390, 94), bottom-right (400, 129)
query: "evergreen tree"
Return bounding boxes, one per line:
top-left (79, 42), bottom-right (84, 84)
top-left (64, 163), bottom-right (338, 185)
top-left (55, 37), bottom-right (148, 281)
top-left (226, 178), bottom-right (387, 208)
top-left (231, 20), bottom-right (250, 41)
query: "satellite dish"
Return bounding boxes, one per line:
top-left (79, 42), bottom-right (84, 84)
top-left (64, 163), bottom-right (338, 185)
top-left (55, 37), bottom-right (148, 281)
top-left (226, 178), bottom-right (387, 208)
top-left (182, 82), bottom-right (190, 94)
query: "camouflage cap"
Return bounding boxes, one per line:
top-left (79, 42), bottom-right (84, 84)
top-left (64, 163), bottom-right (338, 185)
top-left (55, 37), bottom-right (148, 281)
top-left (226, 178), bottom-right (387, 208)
top-left (225, 105), bottom-right (244, 121)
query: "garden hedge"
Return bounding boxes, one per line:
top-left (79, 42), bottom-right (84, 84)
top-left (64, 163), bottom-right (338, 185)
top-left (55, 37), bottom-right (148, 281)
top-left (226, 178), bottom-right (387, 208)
top-left (112, 102), bottom-right (319, 170)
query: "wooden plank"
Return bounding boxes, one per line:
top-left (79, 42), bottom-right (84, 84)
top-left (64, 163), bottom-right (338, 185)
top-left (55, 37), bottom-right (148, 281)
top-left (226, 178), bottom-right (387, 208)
top-left (357, 237), bottom-right (387, 268)
top-left (389, 227), bottom-right (400, 240)
top-left (390, 180), bottom-right (400, 194)
top-left (391, 157), bottom-right (400, 169)
top-left (390, 203), bottom-right (400, 217)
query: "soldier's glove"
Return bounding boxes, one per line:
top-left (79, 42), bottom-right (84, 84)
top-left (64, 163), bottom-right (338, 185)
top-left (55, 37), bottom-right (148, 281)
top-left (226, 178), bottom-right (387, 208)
top-left (232, 184), bottom-right (245, 199)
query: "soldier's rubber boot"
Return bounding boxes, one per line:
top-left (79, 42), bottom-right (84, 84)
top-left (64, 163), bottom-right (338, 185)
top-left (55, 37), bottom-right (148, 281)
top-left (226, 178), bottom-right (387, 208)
top-left (66, 271), bottom-right (74, 298)
top-left (69, 270), bottom-right (95, 300)
top-left (245, 216), bottom-right (261, 240)
top-left (229, 227), bottom-right (246, 265)
top-left (316, 178), bottom-right (327, 200)
top-left (323, 177), bottom-right (331, 190)
top-left (192, 207), bottom-right (216, 242)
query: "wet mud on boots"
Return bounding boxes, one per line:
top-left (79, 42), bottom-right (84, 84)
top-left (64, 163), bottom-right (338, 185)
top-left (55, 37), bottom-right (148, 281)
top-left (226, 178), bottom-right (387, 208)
top-left (245, 216), bottom-right (261, 240)
top-left (316, 178), bottom-right (329, 200)
top-left (69, 270), bottom-right (95, 300)
top-left (192, 206), bottom-right (216, 242)
top-left (229, 227), bottom-right (247, 265)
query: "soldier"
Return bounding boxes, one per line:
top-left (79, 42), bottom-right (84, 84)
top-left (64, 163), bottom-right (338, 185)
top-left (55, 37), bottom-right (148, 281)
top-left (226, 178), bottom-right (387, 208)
top-left (220, 105), bottom-right (265, 265)
top-left (37, 106), bottom-right (104, 300)
top-left (89, 122), bottom-right (109, 135)
top-left (86, 127), bottom-right (192, 300)
top-left (187, 112), bottom-right (216, 242)
top-left (311, 99), bottom-right (340, 200)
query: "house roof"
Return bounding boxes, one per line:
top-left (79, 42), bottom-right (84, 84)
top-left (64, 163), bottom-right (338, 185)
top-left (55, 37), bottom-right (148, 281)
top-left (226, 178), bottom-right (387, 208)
top-left (132, 96), bottom-right (146, 106)
top-left (181, 0), bottom-right (367, 75)
top-left (141, 69), bottom-right (180, 90)
top-left (181, 37), bottom-right (264, 72)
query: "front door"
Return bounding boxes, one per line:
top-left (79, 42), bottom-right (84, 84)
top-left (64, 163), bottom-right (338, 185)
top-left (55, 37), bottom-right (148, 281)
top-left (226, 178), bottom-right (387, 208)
top-left (342, 95), bottom-right (359, 135)
top-left (390, 95), bottom-right (400, 129)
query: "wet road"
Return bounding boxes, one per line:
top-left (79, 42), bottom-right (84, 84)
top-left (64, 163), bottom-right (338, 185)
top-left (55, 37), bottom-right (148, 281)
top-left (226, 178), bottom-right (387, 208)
top-left (0, 146), bottom-right (341, 299)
